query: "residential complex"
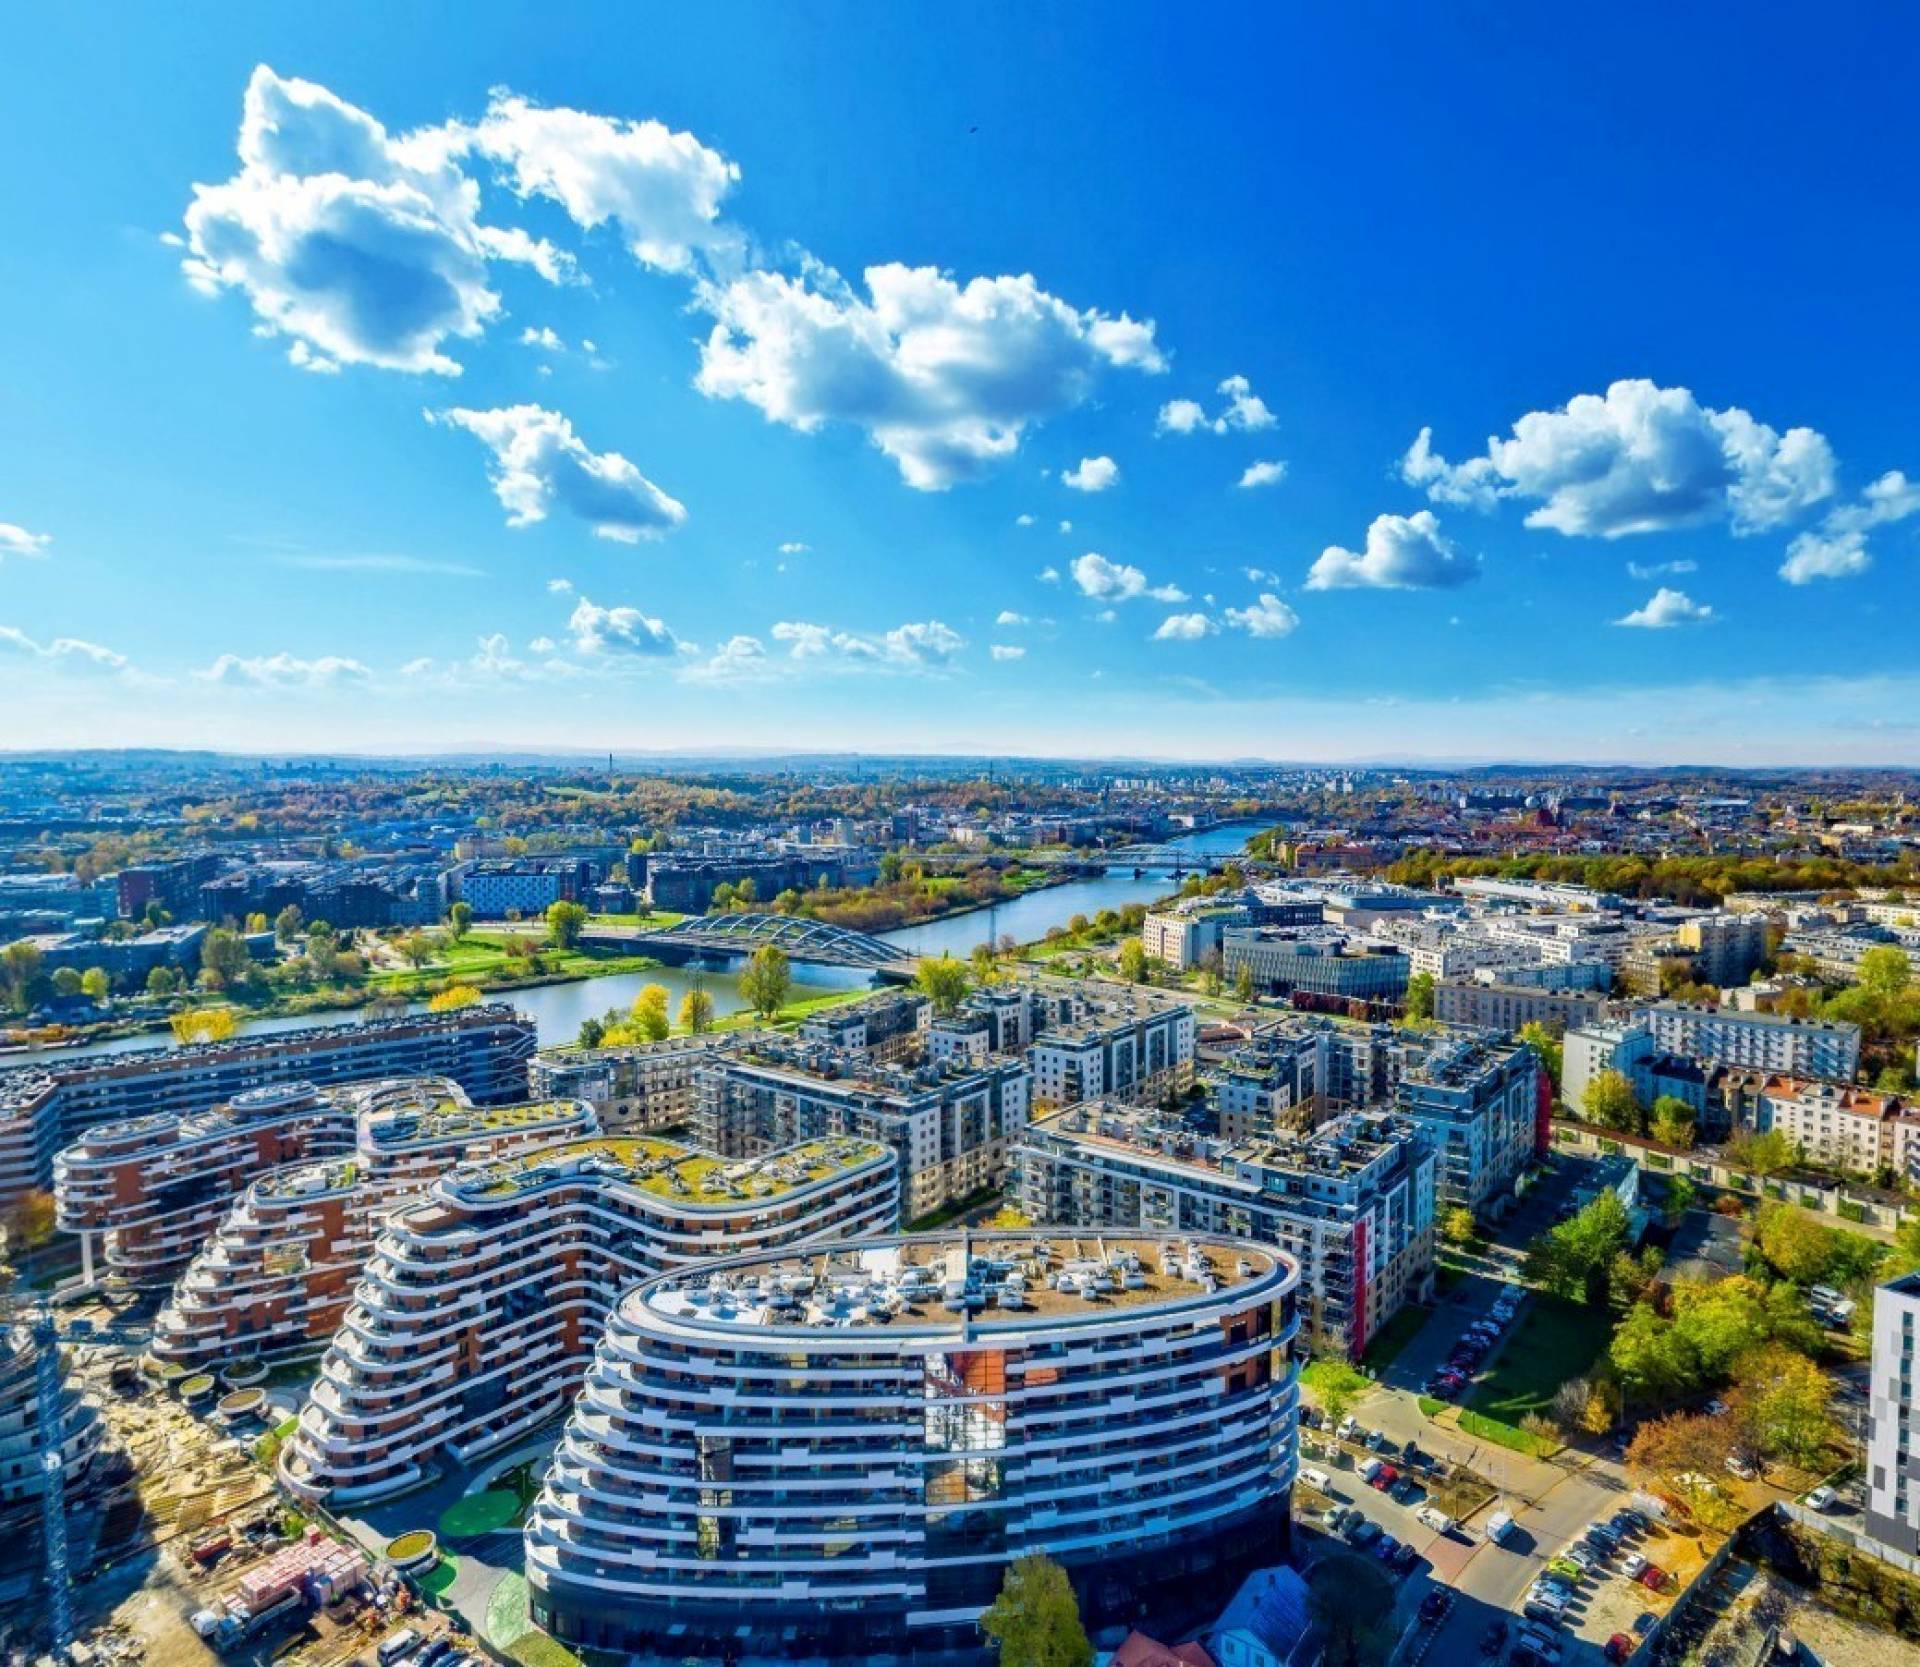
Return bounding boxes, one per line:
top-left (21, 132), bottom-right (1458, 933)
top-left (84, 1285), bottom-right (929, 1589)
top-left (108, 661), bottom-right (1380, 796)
top-left (0, 1320), bottom-right (103, 1513)
top-left (53, 1081), bottom-right (356, 1286)
top-left (524, 1231), bottom-right (1300, 1663)
top-left (1391, 1033), bottom-right (1542, 1213)
top-left (1643, 1001), bottom-right (1861, 1080)
top-left (149, 1081), bottom-right (594, 1366)
top-left (527, 1032), bottom-right (755, 1132)
top-left (1431, 979), bottom-right (1610, 1036)
top-left (798, 988), bottom-right (930, 1062)
top-left (281, 1132), bottom-right (898, 1504)
top-left (1014, 1104), bottom-right (1434, 1356)
top-left (1024, 989), bottom-right (1195, 1111)
top-left (1868, 1272), bottom-right (1920, 1555)
top-left (0, 1005), bottom-right (537, 1203)
top-left (691, 1042), bottom-right (1032, 1221)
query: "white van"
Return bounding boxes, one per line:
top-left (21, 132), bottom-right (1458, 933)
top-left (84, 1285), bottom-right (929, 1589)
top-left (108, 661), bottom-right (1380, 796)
top-left (1416, 1506), bottom-right (1455, 1535)
top-left (1485, 1509), bottom-right (1517, 1545)
top-left (1300, 1466), bottom-right (1332, 1493)
top-left (378, 1630), bottom-right (423, 1666)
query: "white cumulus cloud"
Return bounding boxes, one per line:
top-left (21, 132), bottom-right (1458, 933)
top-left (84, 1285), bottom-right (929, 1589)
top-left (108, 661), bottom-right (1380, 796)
top-left (1156, 374), bottom-right (1276, 436)
top-left (990, 644), bottom-right (1027, 661)
top-left (430, 404), bottom-right (685, 541)
top-left (1070, 552), bottom-right (1186, 604)
top-left (1238, 460), bottom-right (1287, 490)
top-left (1403, 380), bottom-right (1836, 537)
top-left (769, 619), bottom-right (965, 671)
top-left (1626, 558), bottom-right (1698, 580)
top-left (196, 651), bottom-right (370, 687)
top-left (180, 66), bottom-right (570, 375)
top-left (1063, 454), bottom-right (1120, 492)
top-left (1306, 510), bottom-right (1478, 591)
top-left (1780, 470), bottom-right (1920, 584)
top-left (1153, 612), bottom-right (1215, 641)
top-left (568, 595), bottom-right (682, 655)
top-left (694, 263), bottom-right (1164, 489)
top-left (995, 610), bottom-right (1030, 626)
top-left (1224, 594), bottom-right (1300, 638)
top-left (0, 627), bottom-right (126, 670)
top-left (1615, 587), bottom-right (1716, 628)
top-left (0, 523), bottom-right (51, 561)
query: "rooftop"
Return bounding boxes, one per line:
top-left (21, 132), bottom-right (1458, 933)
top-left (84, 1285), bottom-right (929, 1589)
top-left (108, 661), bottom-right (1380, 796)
top-left (636, 1230), bottom-right (1289, 1332)
top-left (441, 1132), bottom-right (891, 1207)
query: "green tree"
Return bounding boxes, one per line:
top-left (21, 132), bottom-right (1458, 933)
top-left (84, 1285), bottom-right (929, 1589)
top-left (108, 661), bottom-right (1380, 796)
top-left (1306, 1550), bottom-right (1398, 1667)
top-left (399, 932), bottom-right (435, 970)
top-left (52, 967), bottom-right (83, 998)
top-left (1610, 1303), bottom-right (1700, 1404)
top-left (632, 984), bottom-right (671, 1041)
top-left (1440, 1206), bottom-right (1477, 1247)
top-left (916, 953), bottom-right (971, 1015)
top-left (145, 965), bottom-right (177, 996)
top-left (1234, 962), bottom-right (1256, 1003)
top-left (1859, 944), bottom-right (1912, 998)
top-left (1198, 947), bottom-right (1224, 998)
top-left (546, 900), bottom-right (589, 949)
top-left (200, 926), bottom-right (251, 988)
top-left (1581, 1068), bottom-right (1640, 1133)
top-left (679, 986), bottom-right (715, 1034)
top-left (1117, 938), bottom-right (1150, 984)
top-left (1649, 1095), bottom-right (1697, 1148)
top-left (1306, 1359), bottom-right (1369, 1425)
top-left (970, 942), bottom-right (1001, 988)
top-left (273, 903), bottom-right (304, 942)
top-left (978, 1553), bottom-right (1091, 1667)
top-left (1663, 1173), bottom-right (1697, 1224)
top-left (878, 850), bottom-right (905, 885)
top-left (577, 1016), bottom-right (606, 1049)
top-left (1519, 1021), bottom-right (1563, 1088)
top-left (1526, 1192), bottom-right (1630, 1304)
top-left (1404, 970), bottom-right (1435, 1021)
top-left (80, 966), bottom-right (110, 1001)
top-left (1729, 1127), bottom-right (1796, 1179)
top-left (740, 944), bottom-right (791, 1020)
top-left (1671, 1276), bottom-right (1771, 1379)
top-left (0, 940), bottom-right (45, 1011)
top-left (447, 901), bottom-right (473, 941)
top-left (1729, 1342), bottom-right (1837, 1463)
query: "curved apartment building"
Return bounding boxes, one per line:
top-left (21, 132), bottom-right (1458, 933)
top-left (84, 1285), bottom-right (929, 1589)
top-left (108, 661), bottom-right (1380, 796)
top-left (53, 1082), bottom-right (355, 1287)
top-left (0, 1321), bottom-right (104, 1516)
top-left (526, 1230), bottom-right (1300, 1665)
top-left (281, 1133), bottom-right (898, 1504)
top-left (151, 1083), bottom-right (595, 1367)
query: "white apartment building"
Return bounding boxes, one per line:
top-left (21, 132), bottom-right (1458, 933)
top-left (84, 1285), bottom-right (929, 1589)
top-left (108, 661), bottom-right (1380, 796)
top-left (1868, 1273), bottom-right (1920, 1554)
top-left (528, 1032), bottom-right (756, 1131)
top-left (1026, 997), bottom-right (1195, 1111)
top-left (1644, 1001), bottom-right (1861, 1081)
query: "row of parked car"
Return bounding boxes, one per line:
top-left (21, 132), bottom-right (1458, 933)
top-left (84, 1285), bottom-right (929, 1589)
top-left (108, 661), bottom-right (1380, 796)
top-left (1524, 1506), bottom-right (1669, 1633)
top-left (1319, 1502), bottom-right (1424, 1574)
top-left (1425, 1284), bottom-right (1523, 1401)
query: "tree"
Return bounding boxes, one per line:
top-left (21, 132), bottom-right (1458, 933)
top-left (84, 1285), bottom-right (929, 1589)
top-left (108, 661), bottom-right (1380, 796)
top-left (740, 944), bottom-right (791, 1020)
top-left (170, 1006), bottom-right (239, 1045)
top-left (1526, 1192), bottom-right (1630, 1305)
top-left (1404, 970), bottom-right (1435, 1021)
top-left (878, 850), bottom-right (905, 885)
top-left (1582, 1068), bottom-right (1640, 1133)
top-left (78, 966), bottom-right (110, 1001)
top-left (679, 986), bottom-right (715, 1034)
top-left (1671, 1276), bottom-right (1772, 1379)
top-left (1198, 947), bottom-right (1224, 998)
top-left (1626, 1411), bottom-right (1737, 1520)
top-left (399, 932), bottom-right (435, 970)
top-left (200, 927), bottom-right (251, 988)
top-left (1234, 962), bottom-right (1256, 1003)
top-left (970, 943), bottom-right (1001, 988)
top-left (1729, 1128), bottom-right (1796, 1179)
top-left (274, 903), bottom-right (304, 943)
top-left (577, 1016), bottom-right (606, 1049)
top-left (52, 967), bottom-right (83, 998)
top-left (1519, 1021), bottom-right (1563, 1089)
top-left (1117, 938), bottom-right (1150, 984)
top-left (1729, 1342), bottom-right (1838, 1463)
top-left (1754, 1202), bottom-right (1882, 1287)
top-left (1649, 1095), bottom-right (1697, 1149)
top-left (979, 1555), bottom-right (1092, 1667)
top-left (915, 954), bottom-right (971, 1016)
top-left (1440, 1206), bottom-right (1477, 1247)
top-left (1663, 1173), bottom-right (1697, 1225)
top-left (145, 965), bottom-right (177, 996)
top-left (1610, 1303), bottom-right (1700, 1404)
top-left (447, 901), bottom-right (473, 941)
top-left (1, 940), bottom-right (46, 1011)
top-left (546, 900), bottom-right (589, 949)
top-left (1859, 944), bottom-right (1912, 998)
top-left (428, 984), bottom-right (482, 1011)
top-left (1306, 1358), bottom-right (1369, 1426)
top-left (1306, 1550), bottom-right (1398, 1667)
top-left (632, 984), bottom-right (671, 1042)
top-left (5, 1188), bottom-right (57, 1254)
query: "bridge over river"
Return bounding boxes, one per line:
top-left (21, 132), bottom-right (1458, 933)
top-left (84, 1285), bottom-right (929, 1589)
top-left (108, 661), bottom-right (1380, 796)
top-left (583, 911), bottom-right (912, 971)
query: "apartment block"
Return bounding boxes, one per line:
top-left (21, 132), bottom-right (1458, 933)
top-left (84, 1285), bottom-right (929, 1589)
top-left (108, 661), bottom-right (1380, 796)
top-left (1644, 1001), bottom-right (1861, 1080)
top-left (0, 1005), bottom-right (537, 1204)
top-left (1025, 994), bottom-right (1195, 1111)
top-left (1392, 1033), bottom-right (1541, 1213)
top-left (0, 1320), bottom-right (103, 1513)
top-left (1432, 979), bottom-right (1610, 1035)
top-left (1014, 1103), bottom-right (1433, 1356)
top-left (281, 1132), bottom-right (898, 1504)
top-left (925, 986), bottom-right (1036, 1065)
top-left (692, 1043), bottom-right (1033, 1220)
top-left (150, 1082), bottom-right (594, 1366)
top-left (528, 1032), bottom-right (756, 1132)
top-left (525, 1231), bottom-right (1300, 1663)
top-left (53, 1081), bottom-right (356, 1286)
top-left (798, 989), bottom-right (930, 1062)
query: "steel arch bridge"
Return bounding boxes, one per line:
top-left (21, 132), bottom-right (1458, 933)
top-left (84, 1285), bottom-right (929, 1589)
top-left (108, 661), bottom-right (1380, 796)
top-left (1099, 844), bottom-right (1230, 867)
top-left (647, 912), bottom-right (907, 969)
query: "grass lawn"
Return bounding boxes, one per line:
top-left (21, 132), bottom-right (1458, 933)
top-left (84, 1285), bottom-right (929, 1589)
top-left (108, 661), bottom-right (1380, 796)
top-left (1360, 1303), bottom-right (1430, 1373)
top-left (1459, 1294), bottom-right (1600, 1456)
top-left (1417, 1396), bottom-right (1445, 1419)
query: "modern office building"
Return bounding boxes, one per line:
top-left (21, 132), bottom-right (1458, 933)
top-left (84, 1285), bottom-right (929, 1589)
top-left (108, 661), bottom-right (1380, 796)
top-left (150, 1082), bottom-right (594, 1366)
top-left (528, 1033), bottom-right (755, 1132)
top-left (1867, 1272), bottom-right (1920, 1553)
top-left (1014, 1104), bottom-right (1433, 1356)
top-left (281, 1132), bottom-right (898, 1504)
top-left (1025, 996), bottom-right (1195, 1112)
top-left (692, 1043), bottom-right (1032, 1221)
top-left (0, 1004), bottom-right (537, 1204)
top-left (524, 1230), bottom-right (1300, 1663)
top-left (1391, 1033), bottom-right (1541, 1214)
top-left (1219, 929), bottom-right (1410, 1005)
top-left (1643, 1002), bottom-right (1861, 1080)
top-left (53, 1081), bottom-right (357, 1286)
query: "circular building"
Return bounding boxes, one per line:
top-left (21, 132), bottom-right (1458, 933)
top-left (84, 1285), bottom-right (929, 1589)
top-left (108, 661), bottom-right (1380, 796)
top-left (525, 1230), bottom-right (1300, 1665)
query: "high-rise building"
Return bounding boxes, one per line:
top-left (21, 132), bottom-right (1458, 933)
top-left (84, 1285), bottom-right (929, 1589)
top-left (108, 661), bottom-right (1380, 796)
top-left (1391, 1033), bottom-right (1542, 1214)
top-left (525, 1231), bottom-right (1300, 1663)
top-left (1868, 1272), bottom-right (1920, 1553)
top-left (281, 1132), bottom-right (898, 1504)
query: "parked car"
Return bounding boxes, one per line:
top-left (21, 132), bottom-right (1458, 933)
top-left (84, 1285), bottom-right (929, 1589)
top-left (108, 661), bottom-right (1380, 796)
top-left (1545, 1559), bottom-right (1583, 1587)
top-left (1338, 1416), bottom-right (1361, 1441)
top-left (1725, 1454), bottom-right (1758, 1481)
top-left (1374, 1533), bottom-right (1401, 1563)
top-left (1370, 1463), bottom-right (1400, 1492)
top-left (1609, 1508), bottom-right (1644, 1537)
top-left (1349, 1518), bottom-right (1382, 1548)
top-left (1299, 1405), bottom-right (1323, 1428)
top-left (1485, 1509), bottom-right (1517, 1545)
top-left (1418, 1590), bottom-right (1452, 1624)
top-left (1480, 1619), bottom-right (1509, 1655)
top-left (1515, 1625), bottom-right (1562, 1661)
top-left (1392, 1477), bottom-right (1419, 1504)
top-left (1365, 1428), bottom-right (1391, 1451)
top-left (1390, 1542), bottom-right (1421, 1573)
top-left (1635, 1564), bottom-right (1669, 1592)
top-left (1604, 1635), bottom-right (1635, 1663)
top-left (1806, 1485), bottom-right (1837, 1511)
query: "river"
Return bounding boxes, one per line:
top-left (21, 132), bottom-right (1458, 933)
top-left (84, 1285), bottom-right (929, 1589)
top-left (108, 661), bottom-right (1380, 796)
top-left (12, 821), bottom-right (1260, 1061)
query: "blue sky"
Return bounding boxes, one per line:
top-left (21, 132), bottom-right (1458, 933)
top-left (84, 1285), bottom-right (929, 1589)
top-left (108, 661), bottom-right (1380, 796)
top-left (4, 4), bottom-right (1919, 763)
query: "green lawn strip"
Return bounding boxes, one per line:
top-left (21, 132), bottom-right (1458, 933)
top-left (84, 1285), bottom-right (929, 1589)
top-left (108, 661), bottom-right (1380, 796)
top-left (1359, 1303), bottom-right (1430, 1372)
top-left (1456, 1294), bottom-right (1597, 1458)
top-left (484, 1573), bottom-right (579, 1667)
top-left (1457, 1409), bottom-right (1558, 1457)
top-left (419, 1556), bottom-right (459, 1597)
top-left (1417, 1396), bottom-right (1445, 1419)
top-left (438, 1488), bottom-right (521, 1539)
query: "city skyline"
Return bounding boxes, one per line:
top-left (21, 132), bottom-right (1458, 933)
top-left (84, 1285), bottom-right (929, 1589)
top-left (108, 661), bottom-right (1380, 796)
top-left (6, 6), bottom-right (1920, 762)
